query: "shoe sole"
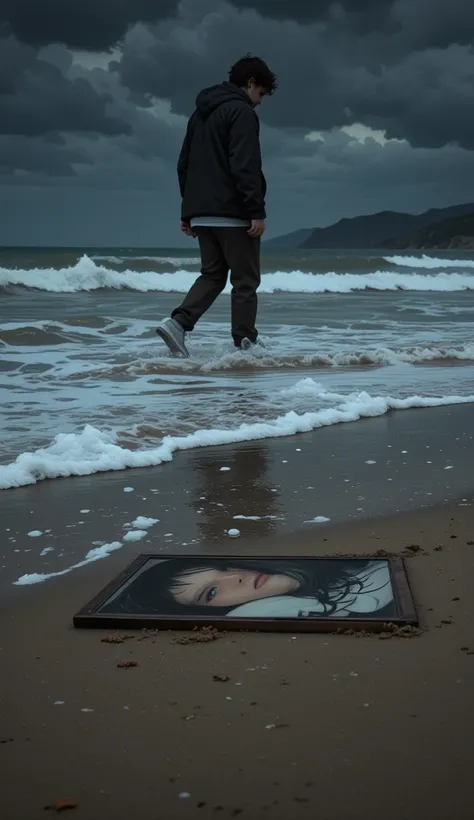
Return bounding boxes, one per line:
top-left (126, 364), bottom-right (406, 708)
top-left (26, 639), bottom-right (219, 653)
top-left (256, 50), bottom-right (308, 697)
top-left (156, 325), bottom-right (190, 358)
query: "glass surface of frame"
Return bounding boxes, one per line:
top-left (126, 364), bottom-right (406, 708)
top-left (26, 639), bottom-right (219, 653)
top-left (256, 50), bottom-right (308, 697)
top-left (74, 555), bottom-right (417, 633)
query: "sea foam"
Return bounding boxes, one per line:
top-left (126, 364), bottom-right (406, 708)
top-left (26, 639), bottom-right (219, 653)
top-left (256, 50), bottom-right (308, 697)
top-left (1, 388), bottom-right (474, 489)
top-left (14, 542), bottom-right (123, 585)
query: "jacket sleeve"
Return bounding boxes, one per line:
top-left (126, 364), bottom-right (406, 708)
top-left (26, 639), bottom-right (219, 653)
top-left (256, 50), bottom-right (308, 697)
top-left (227, 106), bottom-right (266, 220)
top-left (177, 113), bottom-right (196, 200)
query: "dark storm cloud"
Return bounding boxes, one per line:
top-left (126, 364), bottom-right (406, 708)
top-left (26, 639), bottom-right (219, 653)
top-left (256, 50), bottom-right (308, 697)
top-left (67, 61), bottom-right (188, 162)
top-left (0, 36), bottom-right (131, 136)
top-left (3, 0), bottom-right (473, 151)
top-left (348, 44), bottom-right (474, 149)
top-left (231, 0), bottom-right (393, 28)
top-left (1, 0), bottom-right (474, 248)
top-left (0, 134), bottom-right (89, 176)
top-left (391, 0), bottom-right (474, 50)
top-left (0, 36), bottom-right (188, 179)
top-left (1, 0), bottom-right (178, 50)
top-left (225, 0), bottom-right (474, 47)
top-left (117, 0), bottom-right (474, 149)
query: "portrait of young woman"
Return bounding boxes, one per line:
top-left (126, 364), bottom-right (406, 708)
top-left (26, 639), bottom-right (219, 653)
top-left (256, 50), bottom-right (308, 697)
top-left (98, 556), bottom-right (398, 621)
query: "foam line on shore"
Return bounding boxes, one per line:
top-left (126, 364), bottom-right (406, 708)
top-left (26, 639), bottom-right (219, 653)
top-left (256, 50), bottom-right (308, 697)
top-left (2, 388), bottom-right (474, 489)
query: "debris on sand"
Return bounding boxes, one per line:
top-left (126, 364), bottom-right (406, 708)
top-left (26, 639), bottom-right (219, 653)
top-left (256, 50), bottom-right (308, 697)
top-left (44, 799), bottom-right (77, 812)
top-left (212, 674), bottom-right (231, 682)
top-left (137, 629), bottom-right (159, 641)
top-left (329, 547), bottom-right (427, 559)
top-left (373, 545), bottom-right (427, 558)
top-left (172, 627), bottom-right (223, 645)
top-left (405, 544), bottom-right (421, 553)
top-left (401, 545), bottom-right (429, 557)
top-left (117, 660), bottom-right (138, 669)
top-left (337, 624), bottom-right (421, 639)
top-left (378, 624), bottom-right (423, 639)
top-left (100, 634), bottom-right (135, 644)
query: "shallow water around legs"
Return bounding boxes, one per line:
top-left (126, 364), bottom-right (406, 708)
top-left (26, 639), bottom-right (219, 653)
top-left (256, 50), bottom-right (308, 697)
top-left (1, 247), bottom-right (474, 486)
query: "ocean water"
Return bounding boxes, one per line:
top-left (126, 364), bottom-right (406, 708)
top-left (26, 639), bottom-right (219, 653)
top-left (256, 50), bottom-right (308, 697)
top-left (1, 245), bottom-right (474, 490)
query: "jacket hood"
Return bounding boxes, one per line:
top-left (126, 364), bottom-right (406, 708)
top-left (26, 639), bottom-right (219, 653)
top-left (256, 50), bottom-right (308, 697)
top-left (195, 82), bottom-right (252, 118)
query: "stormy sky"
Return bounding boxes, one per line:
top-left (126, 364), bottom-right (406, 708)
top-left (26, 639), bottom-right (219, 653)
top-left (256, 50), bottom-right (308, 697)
top-left (1, 0), bottom-right (473, 246)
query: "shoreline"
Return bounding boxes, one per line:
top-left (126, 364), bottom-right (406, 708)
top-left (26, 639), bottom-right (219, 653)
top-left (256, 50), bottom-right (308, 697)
top-left (1, 403), bottom-right (474, 600)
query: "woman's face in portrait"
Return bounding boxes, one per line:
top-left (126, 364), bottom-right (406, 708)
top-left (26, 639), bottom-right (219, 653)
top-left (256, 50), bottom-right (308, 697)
top-left (169, 567), bottom-right (300, 608)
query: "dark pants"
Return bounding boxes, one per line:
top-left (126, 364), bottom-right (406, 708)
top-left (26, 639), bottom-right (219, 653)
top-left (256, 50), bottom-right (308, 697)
top-left (172, 227), bottom-right (261, 347)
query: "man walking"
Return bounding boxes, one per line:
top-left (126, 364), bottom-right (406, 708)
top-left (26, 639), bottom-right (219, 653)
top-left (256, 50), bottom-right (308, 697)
top-left (156, 55), bottom-right (277, 358)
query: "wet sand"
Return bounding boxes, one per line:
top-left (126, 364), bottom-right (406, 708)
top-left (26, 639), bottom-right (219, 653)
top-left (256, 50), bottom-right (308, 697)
top-left (1, 405), bottom-right (474, 819)
top-left (2, 501), bottom-right (474, 820)
top-left (1, 403), bottom-right (474, 598)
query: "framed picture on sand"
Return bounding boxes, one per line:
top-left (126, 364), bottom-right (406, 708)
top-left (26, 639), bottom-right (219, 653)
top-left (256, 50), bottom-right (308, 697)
top-left (74, 554), bottom-right (417, 633)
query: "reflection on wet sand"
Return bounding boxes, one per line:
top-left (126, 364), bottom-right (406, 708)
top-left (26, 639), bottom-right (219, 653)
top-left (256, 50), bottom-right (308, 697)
top-left (189, 445), bottom-right (282, 543)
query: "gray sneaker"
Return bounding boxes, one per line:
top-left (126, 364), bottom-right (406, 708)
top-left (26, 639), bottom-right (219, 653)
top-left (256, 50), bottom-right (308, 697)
top-left (156, 318), bottom-right (190, 358)
top-left (240, 337), bottom-right (265, 351)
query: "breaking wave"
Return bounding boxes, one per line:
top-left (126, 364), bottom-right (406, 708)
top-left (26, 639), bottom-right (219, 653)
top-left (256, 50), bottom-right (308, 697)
top-left (385, 254), bottom-right (474, 269)
top-left (1, 254), bottom-right (474, 294)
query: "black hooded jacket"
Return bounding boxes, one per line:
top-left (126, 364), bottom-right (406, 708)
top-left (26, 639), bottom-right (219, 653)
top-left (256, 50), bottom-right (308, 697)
top-left (178, 82), bottom-right (266, 223)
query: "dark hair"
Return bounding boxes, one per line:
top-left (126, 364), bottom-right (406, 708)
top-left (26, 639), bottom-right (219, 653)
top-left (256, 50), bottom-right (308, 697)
top-left (228, 54), bottom-right (277, 95)
top-left (101, 557), bottom-right (380, 618)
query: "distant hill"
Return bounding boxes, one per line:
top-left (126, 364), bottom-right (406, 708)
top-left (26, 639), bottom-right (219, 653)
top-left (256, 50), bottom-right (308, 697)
top-left (264, 228), bottom-right (313, 248)
top-left (382, 212), bottom-right (474, 250)
top-left (299, 202), bottom-right (474, 249)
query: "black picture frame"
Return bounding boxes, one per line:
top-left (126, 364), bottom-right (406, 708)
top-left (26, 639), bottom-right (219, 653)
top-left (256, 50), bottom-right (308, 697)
top-left (73, 554), bottom-right (417, 633)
